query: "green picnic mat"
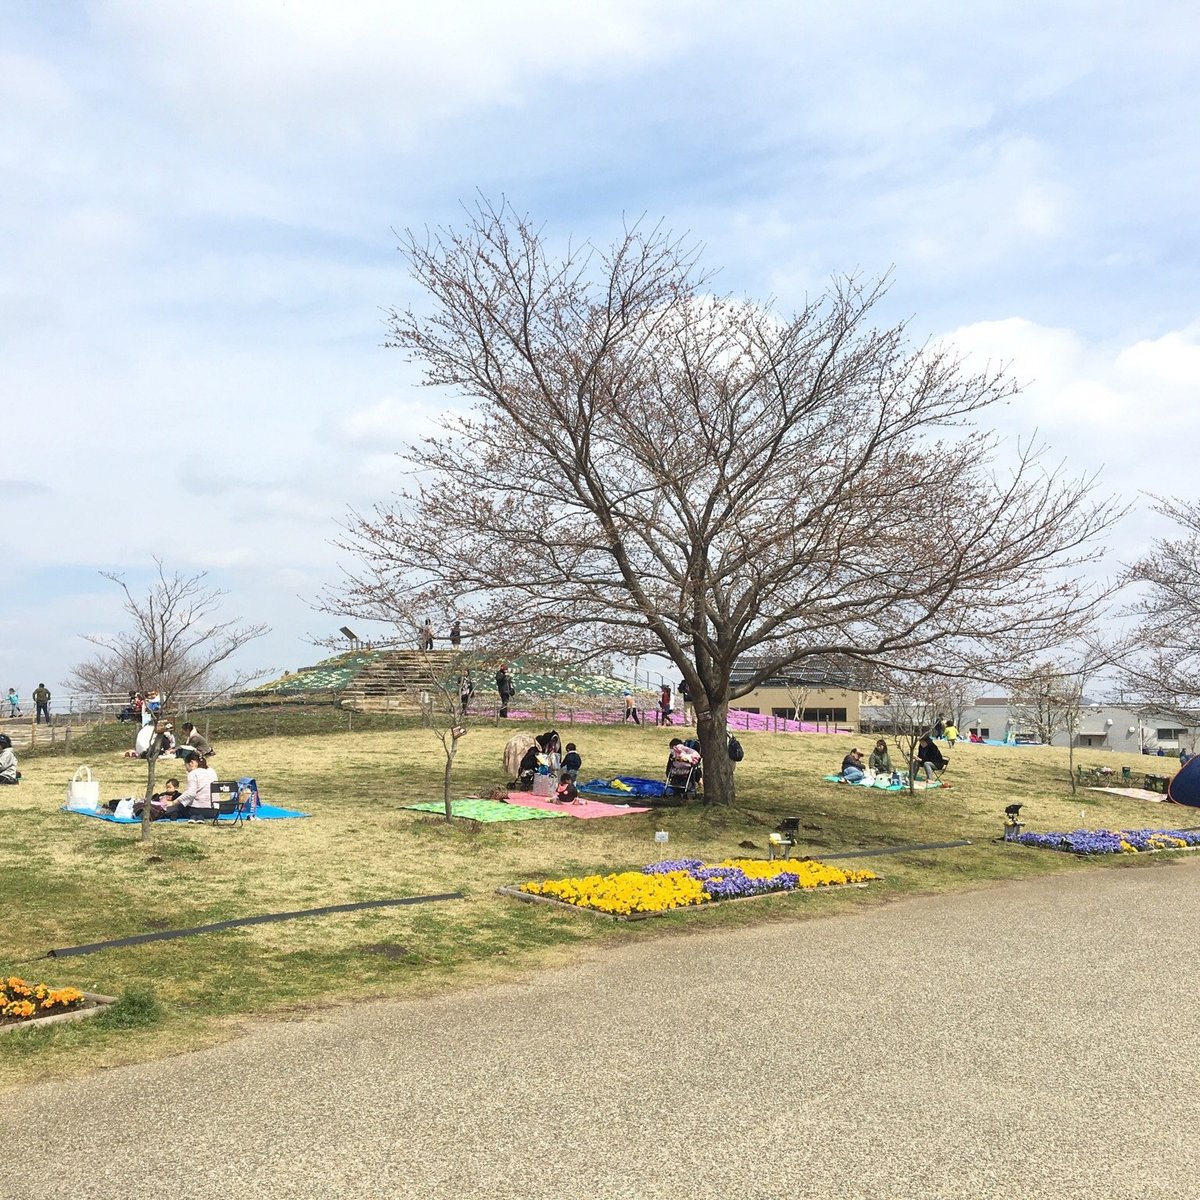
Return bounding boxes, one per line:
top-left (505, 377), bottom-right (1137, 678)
top-left (401, 799), bottom-right (566, 823)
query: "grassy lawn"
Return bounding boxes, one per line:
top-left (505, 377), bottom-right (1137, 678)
top-left (2, 714), bottom-right (1191, 1090)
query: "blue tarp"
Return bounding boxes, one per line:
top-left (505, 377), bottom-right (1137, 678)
top-left (577, 776), bottom-right (673, 799)
top-left (63, 803), bottom-right (308, 824)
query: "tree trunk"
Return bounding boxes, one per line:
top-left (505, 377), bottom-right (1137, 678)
top-left (443, 736), bottom-right (458, 821)
top-left (1068, 735), bottom-right (1077, 795)
top-left (696, 698), bottom-right (734, 805)
top-left (141, 743), bottom-right (159, 843)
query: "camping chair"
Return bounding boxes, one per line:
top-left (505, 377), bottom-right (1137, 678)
top-left (208, 781), bottom-right (249, 828)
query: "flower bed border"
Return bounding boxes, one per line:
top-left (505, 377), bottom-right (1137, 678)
top-left (0, 991), bottom-right (117, 1035)
top-left (496, 879), bottom-right (873, 921)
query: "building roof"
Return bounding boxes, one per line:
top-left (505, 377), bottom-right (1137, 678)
top-left (728, 654), bottom-right (867, 690)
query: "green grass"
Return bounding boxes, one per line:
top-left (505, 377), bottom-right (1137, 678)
top-left (2, 716), bottom-right (1190, 1089)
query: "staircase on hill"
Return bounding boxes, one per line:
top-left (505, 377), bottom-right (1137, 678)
top-left (339, 651), bottom-right (476, 713)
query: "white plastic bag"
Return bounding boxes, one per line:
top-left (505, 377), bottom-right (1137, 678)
top-left (67, 765), bottom-right (100, 810)
top-left (114, 798), bottom-right (135, 819)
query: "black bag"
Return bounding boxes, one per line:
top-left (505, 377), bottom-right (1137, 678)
top-left (728, 735), bottom-right (745, 762)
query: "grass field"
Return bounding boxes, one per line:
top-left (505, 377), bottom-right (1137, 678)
top-left (2, 713), bottom-right (1191, 1090)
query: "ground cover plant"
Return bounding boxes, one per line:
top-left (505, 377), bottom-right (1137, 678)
top-left (1014, 828), bottom-right (1200, 855)
top-left (1, 711), bottom-right (1192, 1089)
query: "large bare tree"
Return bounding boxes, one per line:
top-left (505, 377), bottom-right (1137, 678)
top-left (1119, 497), bottom-right (1200, 716)
top-left (334, 200), bottom-right (1119, 805)
top-left (67, 560), bottom-right (269, 701)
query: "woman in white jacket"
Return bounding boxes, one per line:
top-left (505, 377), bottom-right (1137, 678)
top-left (158, 752), bottom-right (217, 819)
top-left (0, 733), bottom-right (20, 784)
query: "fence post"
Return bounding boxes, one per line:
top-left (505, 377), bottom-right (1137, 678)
top-left (65, 726), bottom-right (72, 755)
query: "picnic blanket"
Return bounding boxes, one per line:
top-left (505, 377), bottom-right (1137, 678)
top-left (63, 803), bottom-right (308, 824)
top-left (822, 774), bottom-right (942, 791)
top-left (1087, 786), bottom-right (1166, 803)
top-left (505, 792), bottom-right (651, 819)
top-left (402, 799), bottom-right (564, 823)
top-left (577, 776), bottom-right (673, 800)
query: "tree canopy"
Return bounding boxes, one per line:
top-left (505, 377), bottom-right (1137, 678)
top-left (333, 200), bottom-right (1120, 804)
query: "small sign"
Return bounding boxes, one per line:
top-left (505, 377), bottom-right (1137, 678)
top-left (654, 830), bottom-right (669, 844)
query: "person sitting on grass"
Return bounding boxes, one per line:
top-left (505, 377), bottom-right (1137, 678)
top-left (913, 735), bottom-right (948, 782)
top-left (180, 723), bottom-right (214, 758)
top-left (554, 771), bottom-right (579, 805)
top-left (841, 748), bottom-right (866, 783)
top-left (868, 739), bottom-right (892, 775)
top-left (0, 734), bottom-right (21, 784)
top-left (561, 742), bottom-right (582, 780)
top-left (155, 752), bottom-right (217, 820)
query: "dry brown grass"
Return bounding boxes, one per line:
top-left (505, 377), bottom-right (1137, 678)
top-left (2, 719), bottom-right (1191, 1089)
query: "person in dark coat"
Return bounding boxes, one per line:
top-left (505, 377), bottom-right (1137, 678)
top-left (495, 665), bottom-right (514, 718)
top-left (913, 736), bottom-right (947, 781)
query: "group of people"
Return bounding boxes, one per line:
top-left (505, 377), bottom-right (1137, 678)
top-left (419, 618), bottom-right (464, 650)
top-left (841, 735), bottom-right (948, 784)
top-left (511, 729), bottom-right (584, 804)
top-left (5, 684), bottom-right (51, 723)
top-left (104, 751), bottom-right (221, 820)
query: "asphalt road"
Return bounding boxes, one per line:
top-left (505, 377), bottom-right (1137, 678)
top-left (5, 859), bottom-right (1200, 1200)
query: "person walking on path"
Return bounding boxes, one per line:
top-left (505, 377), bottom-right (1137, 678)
top-left (458, 669), bottom-right (474, 716)
top-left (658, 683), bottom-right (673, 726)
top-left (420, 619), bottom-right (435, 651)
top-left (32, 683), bottom-right (51, 724)
top-left (624, 689), bottom-right (641, 725)
top-left (495, 665), bottom-right (514, 718)
top-left (6, 688), bottom-right (20, 718)
top-left (449, 619), bottom-right (461, 647)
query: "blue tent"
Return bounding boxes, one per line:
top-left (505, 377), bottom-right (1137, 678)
top-left (1168, 756), bottom-right (1200, 807)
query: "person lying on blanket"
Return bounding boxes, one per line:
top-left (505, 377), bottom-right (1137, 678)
top-left (912, 736), bottom-right (947, 781)
top-left (841, 748), bottom-right (867, 782)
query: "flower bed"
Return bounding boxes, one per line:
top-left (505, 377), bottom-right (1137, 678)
top-left (512, 857), bottom-right (876, 917)
top-left (1013, 828), bottom-right (1200, 855)
top-left (1, 976), bottom-right (87, 1027)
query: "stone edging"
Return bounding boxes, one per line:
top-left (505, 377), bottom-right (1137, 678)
top-left (0, 991), bottom-right (118, 1035)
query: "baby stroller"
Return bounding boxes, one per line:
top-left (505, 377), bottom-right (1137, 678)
top-left (665, 739), bottom-right (702, 796)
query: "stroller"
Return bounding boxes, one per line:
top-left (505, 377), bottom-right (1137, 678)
top-left (665, 738), bottom-right (702, 796)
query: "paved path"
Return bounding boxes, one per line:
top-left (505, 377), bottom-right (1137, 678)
top-left (5, 860), bottom-right (1200, 1199)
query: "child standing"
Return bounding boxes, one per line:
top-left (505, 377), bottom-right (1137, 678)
top-left (6, 688), bottom-right (20, 717)
top-left (562, 743), bottom-right (582, 780)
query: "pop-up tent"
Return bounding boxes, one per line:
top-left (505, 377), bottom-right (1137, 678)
top-left (1168, 756), bottom-right (1200, 807)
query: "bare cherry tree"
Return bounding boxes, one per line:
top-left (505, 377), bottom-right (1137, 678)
top-left (1120, 497), bottom-right (1200, 717)
top-left (333, 200), bottom-right (1120, 805)
top-left (67, 559), bottom-right (269, 701)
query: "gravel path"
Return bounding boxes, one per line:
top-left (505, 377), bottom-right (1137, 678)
top-left (5, 858), bottom-right (1200, 1199)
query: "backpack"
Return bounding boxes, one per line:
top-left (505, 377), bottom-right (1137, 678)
top-left (727, 735), bottom-right (745, 763)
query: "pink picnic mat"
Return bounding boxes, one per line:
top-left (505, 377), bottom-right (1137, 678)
top-left (505, 792), bottom-right (651, 819)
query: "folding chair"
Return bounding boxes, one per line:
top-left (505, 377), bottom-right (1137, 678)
top-left (208, 781), bottom-right (244, 827)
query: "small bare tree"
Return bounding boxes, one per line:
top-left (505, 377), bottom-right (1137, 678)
top-left (67, 560), bottom-right (269, 701)
top-left (874, 678), bottom-right (944, 796)
top-left (1009, 662), bottom-right (1077, 746)
top-left (1120, 497), bottom-right (1200, 718)
top-left (334, 200), bottom-right (1121, 805)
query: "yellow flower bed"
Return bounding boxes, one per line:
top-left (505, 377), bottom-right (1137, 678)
top-left (519, 857), bottom-right (876, 916)
top-left (521, 870), bottom-right (710, 917)
top-left (718, 858), bottom-right (877, 886)
top-left (1, 975), bottom-right (86, 1021)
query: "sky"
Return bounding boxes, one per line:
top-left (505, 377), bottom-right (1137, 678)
top-left (3, 0), bottom-right (1198, 699)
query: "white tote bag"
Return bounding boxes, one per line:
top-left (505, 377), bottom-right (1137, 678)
top-left (67, 765), bottom-right (100, 810)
